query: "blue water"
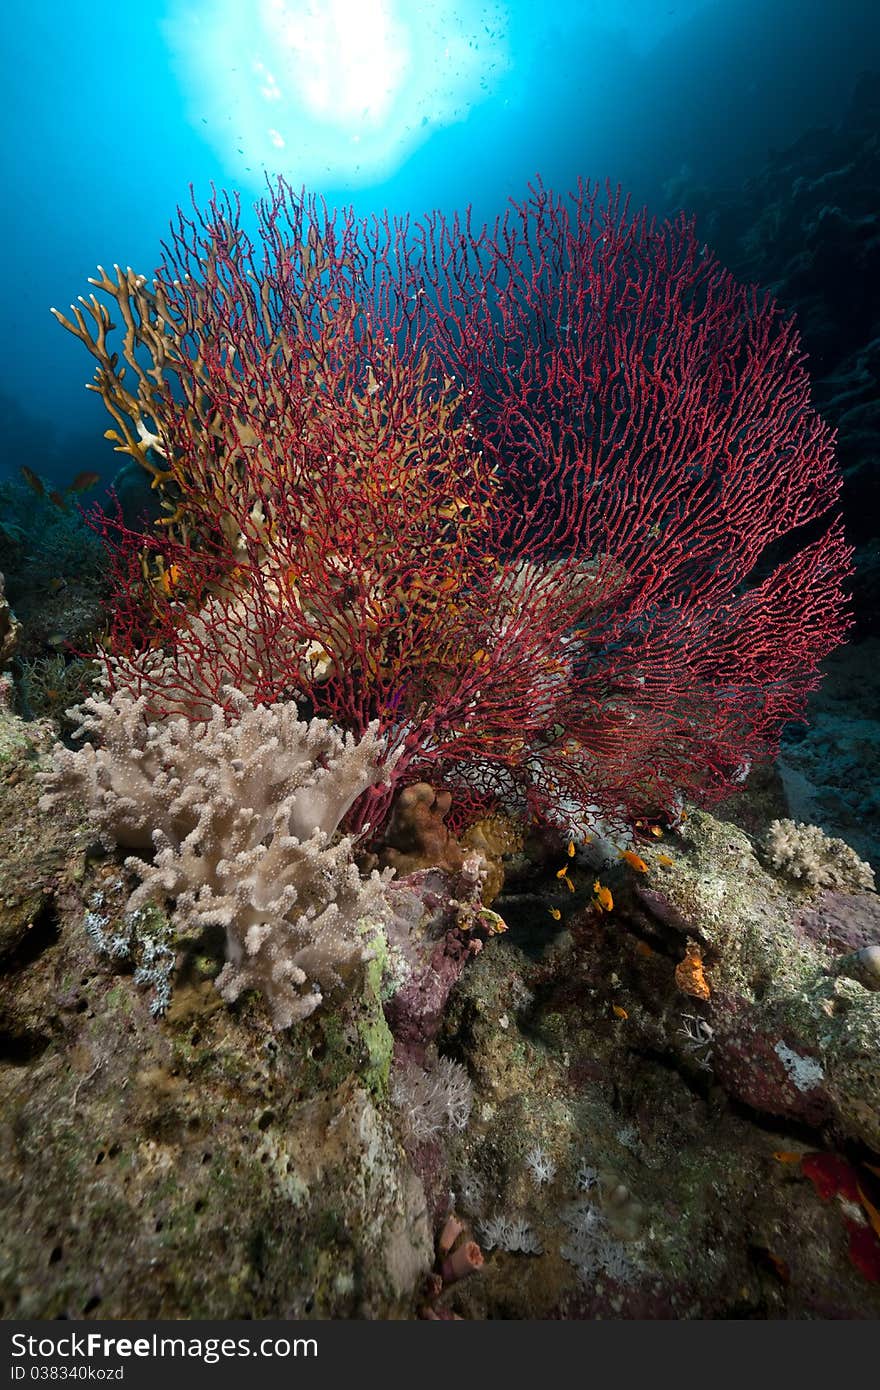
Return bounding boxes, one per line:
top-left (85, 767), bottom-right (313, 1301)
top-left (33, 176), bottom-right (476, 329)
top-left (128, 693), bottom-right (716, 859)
top-left (0, 1), bottom-right (877, 489)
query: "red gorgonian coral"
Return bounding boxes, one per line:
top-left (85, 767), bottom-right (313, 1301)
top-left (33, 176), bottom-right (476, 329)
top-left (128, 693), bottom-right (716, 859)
top-left (61, 177), bottom-right (852, 837)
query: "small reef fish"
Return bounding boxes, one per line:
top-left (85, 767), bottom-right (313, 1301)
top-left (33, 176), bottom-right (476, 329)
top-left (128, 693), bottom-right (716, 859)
top-left (47, 577), bottom-right (68, 595)
top-left (656, 853), bottom-right (674, 869)
top-left (48, 491), bottom-right (68, 511)
top-left (548, 907), bottom-right (562, 921)
top-left (612, 1004), bottom-right (628, 1020)
top-left (567, 841), bottom-right (575, 857)
top-left (635, 820), bottom-right (663, 839)
top-left (158, 564), bottom-right (182, 595)
top-left (45, 632), bottom-right (68, 650)
top-left (618, 849), bottom-right (649, 873)
top-left (478, 908), bottom-right (508, 937)
top-left (593, 880), bottom-right (613, 912)
top-left (68, 470), bottom-right (101, 493)
top-left (556, 865), bottom-right (569, 879)
top-left (772, 1151), bottom-right (803, 1164)
top-left (20, 465), bottom-right (44, 496)
top-left (857, 1183), bottom-right (880, 1242)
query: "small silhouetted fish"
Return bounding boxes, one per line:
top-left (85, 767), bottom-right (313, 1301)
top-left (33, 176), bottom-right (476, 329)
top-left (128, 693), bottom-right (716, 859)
top-left (20, 465), bottom-right (44, 496)
top-left (48, 491), bottom-right (68, 511)
top-left (68, 471), bottom-right (101, 493)
top-left (46, 632), bottom-right (67, 649)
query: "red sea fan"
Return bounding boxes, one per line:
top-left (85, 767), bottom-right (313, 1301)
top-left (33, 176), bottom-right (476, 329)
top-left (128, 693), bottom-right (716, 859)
top-left (403, 180), bottom-right (852, 821)
top-left (79, 178), bottom-right (851, 837)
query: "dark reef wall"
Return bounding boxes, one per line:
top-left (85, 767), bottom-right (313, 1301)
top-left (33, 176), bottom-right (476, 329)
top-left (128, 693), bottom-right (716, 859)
top-left (670, 71), bottom-right (880, 633)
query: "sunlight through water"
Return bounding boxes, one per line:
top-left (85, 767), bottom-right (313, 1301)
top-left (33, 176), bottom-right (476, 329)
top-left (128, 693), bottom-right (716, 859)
top-left (164, 0), bottom-right (510, 188)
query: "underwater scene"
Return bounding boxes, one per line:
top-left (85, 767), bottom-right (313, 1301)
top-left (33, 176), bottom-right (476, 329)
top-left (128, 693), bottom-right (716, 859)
top-left (2, 0), bottom-right (880, 1324)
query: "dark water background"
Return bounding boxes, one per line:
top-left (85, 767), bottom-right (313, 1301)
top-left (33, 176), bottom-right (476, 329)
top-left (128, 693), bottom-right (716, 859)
top-left (0, 0), bottom-right (877, 492)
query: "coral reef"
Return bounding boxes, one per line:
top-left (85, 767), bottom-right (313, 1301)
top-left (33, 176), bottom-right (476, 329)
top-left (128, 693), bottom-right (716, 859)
top-left (418, 820), bottom-right (880, 1318)
top-left (56, 179), bottom-right (851, 844)
top-left (775, 638), bottom-right (880, 870)
top-left (2, 653), bottom-right (880, 1316)
top-left (14, 652), bottom-right (99, 723)
top-left (763, 817), bottom-right (875, 892)
top-left (0, 473), bottom-right (107, 664)
top-left (378, 783), bottom-right (466, 878)
top-left (390, 1049), bottom-right (473, 1146)
top-left (6, 164), bottom-right (874, 1320)
top-left (40, 679), bottom-right (396, 1028)
top-left (459, 813), bottom-right (526, 905)
top-left (0, 572), bottom-right (20, 666)
top-left (624, 810), bottom-right (880, 1150)
top-left (0, 690), bottom-right (500, 1316)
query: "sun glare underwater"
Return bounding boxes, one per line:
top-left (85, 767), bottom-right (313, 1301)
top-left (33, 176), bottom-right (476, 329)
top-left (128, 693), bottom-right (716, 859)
top-left (165, 0), bottom-right (512, 186)
top-left (1, 0), bottom-right (880, 1327)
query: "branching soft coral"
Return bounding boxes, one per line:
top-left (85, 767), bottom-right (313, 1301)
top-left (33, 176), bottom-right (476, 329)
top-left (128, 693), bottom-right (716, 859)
top-left (56, 178), bottom-right (853, 842)
top-left (40, 676), bottom-right (396, 1027)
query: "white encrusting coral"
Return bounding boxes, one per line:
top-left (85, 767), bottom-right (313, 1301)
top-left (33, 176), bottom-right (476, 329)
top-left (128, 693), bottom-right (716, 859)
top-left (40, 682), bottom-right (396, 1028)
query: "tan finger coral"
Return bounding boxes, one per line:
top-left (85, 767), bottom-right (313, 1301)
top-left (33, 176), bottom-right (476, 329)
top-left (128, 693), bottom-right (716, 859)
top-left (40, 678), bottom-right (397, 1028)
top-left (763, 817), bottom-right (875, 893)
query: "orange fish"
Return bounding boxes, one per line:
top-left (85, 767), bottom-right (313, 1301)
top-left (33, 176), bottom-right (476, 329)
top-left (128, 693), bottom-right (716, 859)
top-left (20, 465), bottom-right (44, 497)
top-left (68, 470), bottom-right (101, 493)
top-left (593, 880), bottom-right (613, 912)
top-left (635, 940), bottom-right (655, 958)
top-left (548, 907), bottom-right (562, 921)
top-left (567, 841), bottom-right (575, 857)
top-left (857, 1183), bottom-right (880, 1242)
top-left (564, 876), bottom-right (574, 893)
top-left (649, 825), bottom-right (664, 838)
top-left (612, 1005), bottom-right (628, 1020)
top-left (675, 942), bottom-right (710, 1000)
top-left (556, 866), bottom-right (569, 879)
top-left (619, 849), bottom-right (649, 873)
top-left (48, 490), bottom-right (68, 511)
top-left (772, 1151), bottom-right (803, 1164)
top-left (656, 853), bottom-right (674, 868)
top-left (158, 563), bottom-right (182, 595)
